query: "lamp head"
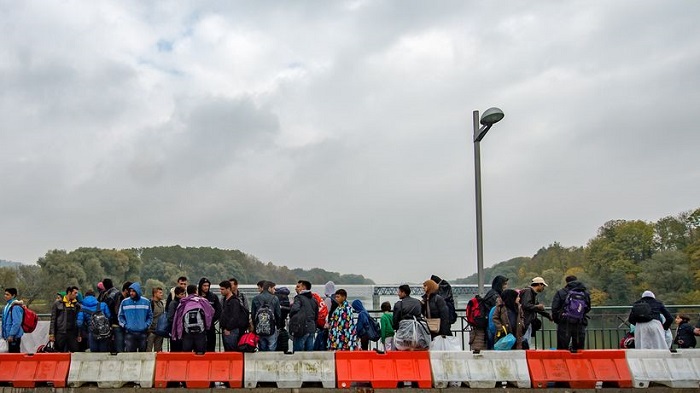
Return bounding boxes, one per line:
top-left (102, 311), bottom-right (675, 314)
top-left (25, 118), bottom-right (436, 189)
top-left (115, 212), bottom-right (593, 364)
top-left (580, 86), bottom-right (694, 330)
top-left (480, 107), bottom-right (504, 126)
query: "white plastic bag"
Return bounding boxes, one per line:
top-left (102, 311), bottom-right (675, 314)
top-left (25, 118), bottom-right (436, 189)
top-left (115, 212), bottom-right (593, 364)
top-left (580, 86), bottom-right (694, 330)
top-left (394, 317), bottom-right (430, 350)
top-left (430, 335), bottom-right (461, 351)
top-left (0, 339), bottom-right (8, 353)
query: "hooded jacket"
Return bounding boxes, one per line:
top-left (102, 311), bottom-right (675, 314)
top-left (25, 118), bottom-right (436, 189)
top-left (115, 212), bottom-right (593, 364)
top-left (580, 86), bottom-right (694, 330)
top-left (171, 294), bottom-right (216, 340)
top-left (118, 282), bottom-right (153, 333)
top-left (392, 295), bottom-right (422, 329)
top-left (483, 275), bottom-right (508, 311)
top-left (324, 281), bottom-right (338, 314)
top-left (551, 280), bottom-right (591, 325)
top-left (351, 299), bottom-right (373, 338)
top-left (289, 290), bottom-right (318, 337)
top-left (2, 298), bottom-right (24, 339)
top-left (77, 295), bottom-right (112, 331)
top-left (198, 278), bottom-right (222, 324)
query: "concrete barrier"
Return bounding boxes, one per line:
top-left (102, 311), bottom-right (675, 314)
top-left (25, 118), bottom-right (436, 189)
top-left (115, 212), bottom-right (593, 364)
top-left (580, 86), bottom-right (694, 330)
top-left (68, 352), bottom-right (156, 388)
top-left (430, 350), bottom-right (530, 388)
top-left (244, 351), bottom-right (335, 388)
top-left (626, 349), bottom-right (700, 388)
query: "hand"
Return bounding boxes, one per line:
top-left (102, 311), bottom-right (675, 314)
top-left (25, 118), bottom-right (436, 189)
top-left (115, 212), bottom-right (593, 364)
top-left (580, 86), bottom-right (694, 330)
top-left (7, 337), bottom-right (13, 342)
top-left (49, 335), bottom-right (55, 342)
top-left (223, 329), bottom-right (230, 336)
top-left (536, 304), bottom-right (545, 311)
top-left (694, 327), bottom-right (700, 336)
top-left (77, 336), bottom-right (82, 343)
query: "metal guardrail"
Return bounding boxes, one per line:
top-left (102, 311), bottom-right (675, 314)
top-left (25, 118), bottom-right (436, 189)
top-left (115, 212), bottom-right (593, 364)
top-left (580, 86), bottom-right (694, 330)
top-left (18, 305), bottom-right (700, 351)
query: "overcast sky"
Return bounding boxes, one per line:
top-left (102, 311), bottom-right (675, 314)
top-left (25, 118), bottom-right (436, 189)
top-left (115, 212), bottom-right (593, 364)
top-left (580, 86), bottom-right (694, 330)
top-left (1, 1), bottom-right (698, 283)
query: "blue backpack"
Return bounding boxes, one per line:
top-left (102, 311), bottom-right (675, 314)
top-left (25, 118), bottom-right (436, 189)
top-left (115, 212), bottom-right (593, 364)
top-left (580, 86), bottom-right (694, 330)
top-left (487, 306), bottom-right (497, 342)
top-left (561, 289), bottom-right (587, 323)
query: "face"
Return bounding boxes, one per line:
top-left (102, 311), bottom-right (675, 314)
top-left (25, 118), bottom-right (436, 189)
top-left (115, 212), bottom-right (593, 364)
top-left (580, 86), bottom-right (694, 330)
top-left (4, 292), bottom-right (12, 301)
top-left (335, 293), bottom-right (346, 304)
top-left (176, 292), bottom-right (186, 299)
top-left (68, 289), bottom-right (79, 301)
top-left (268, 285), bottom-right (275, 294)
top-left (502, 281), bottom-right (509, 290)
top-left (295, 282), bottom-right (303, 294)
top-left (398, 291), bottom-right (407, 299)
top-left (229, 281), bottom-right (238, 292)
top-left (675, 316), bottom-right (682, 325)
top-left (220, 287), bottom-right (230, 297)
top-left (201, 283), bottom-right (210, 293)
top-left (154, 289), bottom-right (163, 300)
top-left (534, 284), bottom-right (545, 293)
top-left (178, 280), bottom-right (187, 289)
top-left (129, 289), bottom-right (138, 299)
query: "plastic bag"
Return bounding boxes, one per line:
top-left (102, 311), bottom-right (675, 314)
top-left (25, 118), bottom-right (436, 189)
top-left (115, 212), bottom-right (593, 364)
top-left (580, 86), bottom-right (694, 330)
top-left (394, 317), bottom-right (430, 350)
top-left (0, 339), bottom-right (8, 353)
top-left (494, 333), bottom-right (516, 350)
top-left (430, 335), bottom-right (461, 351)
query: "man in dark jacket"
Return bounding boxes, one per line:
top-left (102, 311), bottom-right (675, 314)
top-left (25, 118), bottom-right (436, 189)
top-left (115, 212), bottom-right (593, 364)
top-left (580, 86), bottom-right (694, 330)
top-left (198, 278), bottom-right (222, 352)
top-left (551, 275), bottom-right (591, 351)
top-left (219, 281), bottom-right (250, 351)
top-left (251, 281), bottom-right (282, 351)
top-left (50, 286), bottom-right (82, 352)
top-left (520, 277), bottom-right (552, 349)
top-left (392, 285), bottom-right (422, 329)
top-left (166, 286), bottom-right (186, 352)
top-left (471, 275), bottom-right (508, 350)
top-left (289, 280), bottom-right (318, 352)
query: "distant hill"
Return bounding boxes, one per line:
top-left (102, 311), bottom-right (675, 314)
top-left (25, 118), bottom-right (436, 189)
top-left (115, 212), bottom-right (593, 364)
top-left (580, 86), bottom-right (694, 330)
top-left (0, 260), bottom-right (23, 268)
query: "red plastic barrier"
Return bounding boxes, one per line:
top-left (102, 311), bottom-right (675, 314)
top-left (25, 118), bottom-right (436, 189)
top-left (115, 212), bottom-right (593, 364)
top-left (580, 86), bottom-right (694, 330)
top-left (154, 352), bottom-right (243, 388)
top-left (0, 353), bottom-right (70, 388)
top-left (527, 350), bottom-right (632, 389)
top-left (335, 351), bottom-right (431, 389)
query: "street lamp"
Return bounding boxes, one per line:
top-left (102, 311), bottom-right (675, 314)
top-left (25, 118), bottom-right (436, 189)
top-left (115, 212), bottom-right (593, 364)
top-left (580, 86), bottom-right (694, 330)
top-left (473, 107), bottom-right (504, 296)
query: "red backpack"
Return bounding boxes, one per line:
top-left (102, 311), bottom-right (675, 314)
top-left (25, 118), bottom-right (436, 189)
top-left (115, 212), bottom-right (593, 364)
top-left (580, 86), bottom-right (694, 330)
top-left (311, 293), bottom-right (328, 328)
top-left (12, 303), bottom-right (39, 333)
top-left (465, 295), bottom-right (487, 328)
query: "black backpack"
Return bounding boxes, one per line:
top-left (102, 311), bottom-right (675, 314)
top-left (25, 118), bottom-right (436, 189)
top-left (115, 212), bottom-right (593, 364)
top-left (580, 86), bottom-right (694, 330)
top-left (630, 301), bottom-right (654, 323)
top-left (88, 303), bottom-right (112, 340)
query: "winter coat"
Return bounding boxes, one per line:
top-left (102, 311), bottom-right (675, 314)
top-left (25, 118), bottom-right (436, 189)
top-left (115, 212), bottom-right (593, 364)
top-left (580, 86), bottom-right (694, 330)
top-left (220, 294), bottom-right (250, 331)
top-left (422, 292), bottom-right (451, 336)
top-left (274, 287), bottom-right (291, 328)
top-left (100, 286), bottom-right (121, 325)
top-left (351, 299), bottom-right (373, 338)
top-left (289, 291), bottom-right (318, 337)
top-left (519, 286), bottom-right (551, 329)
top-left (50, 295), bottom-right (82, 335)
top-left (675, 322), bottom-right (697, 348)
top-left (1, 299), bottom-right (24, 339)
top-left (171, 294), bottom-right (216, 340)
top-left (551, 280), bottom-right (591, 325)
top-left (327, 300), bottom-right (358, 350)
top-left (392, 296), bottom-right (422, 330)
top-left (198, 278), bottom-right (222, 324)
top-left (77, 295), bottom-right (112, 331)
top-left (483, 275), bottom-right (508, 311)
top-left (491, 302), bottom-right (525, 349)
top-left (118, 282), bottom-right (153, 334)
top-left (628, 296), bottom-right (673, 329)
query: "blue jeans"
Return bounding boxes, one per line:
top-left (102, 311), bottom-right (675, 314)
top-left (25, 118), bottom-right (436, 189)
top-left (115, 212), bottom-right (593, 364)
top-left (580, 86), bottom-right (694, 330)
top-left (292, 333), bottom-right (314, 352)
top-left (258, 332), bottom-right (277, 351)
top-left (124, 332), bottom-right (147, 352)
top-left (89, 333), bottom-right (111, 353)
top-left (222, 329), bottom-right (241, 352)
top-left (112, 326), bottom-right (125, 353)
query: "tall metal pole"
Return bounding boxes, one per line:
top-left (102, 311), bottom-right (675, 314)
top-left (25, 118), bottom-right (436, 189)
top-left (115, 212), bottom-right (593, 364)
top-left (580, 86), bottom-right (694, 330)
top-left (473, 110), bottom-right (485, 296)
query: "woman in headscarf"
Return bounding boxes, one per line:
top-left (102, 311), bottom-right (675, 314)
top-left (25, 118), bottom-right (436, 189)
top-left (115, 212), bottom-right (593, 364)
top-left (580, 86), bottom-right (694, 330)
top-left (629, 290), bottom-right (672, 349)
top-left (421, 279), bottom-right (451, 338)
top-left (491, 289), bottom-right (525, 349)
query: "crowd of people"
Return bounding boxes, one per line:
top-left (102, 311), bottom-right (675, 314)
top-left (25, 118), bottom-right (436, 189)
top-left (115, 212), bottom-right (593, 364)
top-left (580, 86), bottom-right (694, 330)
top-left (2, 274), bottom-right (699, 353)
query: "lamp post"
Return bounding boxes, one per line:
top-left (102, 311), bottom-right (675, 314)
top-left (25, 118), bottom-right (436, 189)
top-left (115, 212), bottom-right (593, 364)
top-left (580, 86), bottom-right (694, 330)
top-left (473, 107), bottom-right (504, 296)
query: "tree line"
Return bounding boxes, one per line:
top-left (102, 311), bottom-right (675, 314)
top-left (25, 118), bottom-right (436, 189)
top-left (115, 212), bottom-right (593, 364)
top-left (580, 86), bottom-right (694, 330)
top-left (456, 207), bottom-right (700, 307)
top-left (0, 245), bottom-right (374, 312)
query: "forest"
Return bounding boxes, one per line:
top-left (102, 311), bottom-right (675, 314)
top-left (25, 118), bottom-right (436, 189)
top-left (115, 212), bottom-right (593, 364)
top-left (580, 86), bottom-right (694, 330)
top-left (457, 207), bottom-right (700, 307)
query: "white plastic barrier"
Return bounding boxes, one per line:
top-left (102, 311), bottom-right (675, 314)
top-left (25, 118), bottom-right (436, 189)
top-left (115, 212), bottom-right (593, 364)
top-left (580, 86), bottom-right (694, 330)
top-left (626, 349), bottom-right (700, 388)
top-left (244, 351), bottom-right (335, 388)
top-left (68, 352), bottom-right (156, 388)
top-left (430, 350), bottom-right (531, 388)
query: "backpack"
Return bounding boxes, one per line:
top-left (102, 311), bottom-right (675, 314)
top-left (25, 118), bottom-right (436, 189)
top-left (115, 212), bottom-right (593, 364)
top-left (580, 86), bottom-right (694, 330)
top-left (255, 302), bottom-right (276, 336)
top-left (238, 331), bottom-right (259, 352)
top-left (367, 316), bottom-right (381, 342)
top-left (561, 289), bottom-right (587, 323)
top-left (311, 293), bottom-right (328, 328)
top-left (465, 295), bottom-right (488, 328)
top-left (11, 303), bottom-right (39, 333)
top-left (155, 313), bottom-right (170, 337)
top-left (87, 303), bottom-right (112, 340)
top-left (183, 308), bottom-right (205, 334)
top-left (630, 301), bottom-right (653, 323)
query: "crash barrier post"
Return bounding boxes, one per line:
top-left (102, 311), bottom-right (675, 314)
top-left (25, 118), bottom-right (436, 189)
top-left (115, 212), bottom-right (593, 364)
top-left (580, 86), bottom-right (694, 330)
top-left (0, 353), bottom-right (70, 388)
top-left (67, 352), bottom-right (156, 388)
top-left (154, 352), bottom-right (243, 388)
top-left (527, 349), bottom-right (632, 389)
top-left (626, 349), bottom-right (700, 388)
top-left (430, 350), bottom-right (531, 388)
top-left (335, 350), bottom-right (431, 389)
top-left (244, 351), bottom-right (335, 388)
